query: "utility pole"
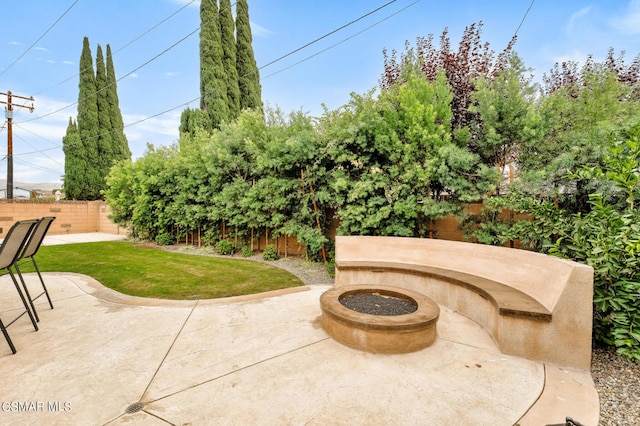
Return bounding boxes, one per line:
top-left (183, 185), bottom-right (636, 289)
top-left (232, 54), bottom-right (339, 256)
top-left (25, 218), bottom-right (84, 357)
top-left (0, 91), bottom-right (35, 200)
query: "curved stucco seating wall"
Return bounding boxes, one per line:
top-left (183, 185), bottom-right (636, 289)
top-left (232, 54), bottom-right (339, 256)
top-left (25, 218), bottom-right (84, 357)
top-left (334, 236), bottom-right (594, 370)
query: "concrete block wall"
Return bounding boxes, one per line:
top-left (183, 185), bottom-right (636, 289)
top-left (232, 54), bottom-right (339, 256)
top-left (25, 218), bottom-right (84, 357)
top-left (0, 200), bottom-right (128, 236)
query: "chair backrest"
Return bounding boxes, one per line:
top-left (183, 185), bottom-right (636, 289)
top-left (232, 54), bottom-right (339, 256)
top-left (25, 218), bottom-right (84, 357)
top-left (20, 216), bottom-right (56, 259)
top-left (0, 220), bottom-right (38, 270)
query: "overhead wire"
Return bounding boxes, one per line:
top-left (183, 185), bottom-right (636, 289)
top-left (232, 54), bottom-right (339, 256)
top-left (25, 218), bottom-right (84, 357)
top-left (260, 0), bottom-right (397, 70)
top-left (0, 0), bottom-right (199, 181)
top-left (13, 123), bottom-right (63, 150)
top-left (19, 0), bottom-right (229, 124)
top-left (11, 0), bottom-right (414, 161)
top-left (514, 0), bottom-right (535, 37)
top-left (262, 0), bottom-right (421, 80)
top-left (32, 0), bottom-right (198, 97)
top-left (128, 0), bottom-right (410, 131)
top-left (4, 0), bottom-right (217, 166)
top-left (13, 157), bottom-right (62, 175)
top-left (0, 0), bottom-right (81, 78)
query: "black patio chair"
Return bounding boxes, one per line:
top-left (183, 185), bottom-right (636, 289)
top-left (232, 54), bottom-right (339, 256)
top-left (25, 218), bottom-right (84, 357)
top-left (0, 219), bottom-right (39, 354)
top-left (13, 216), bottom-right (56, 322)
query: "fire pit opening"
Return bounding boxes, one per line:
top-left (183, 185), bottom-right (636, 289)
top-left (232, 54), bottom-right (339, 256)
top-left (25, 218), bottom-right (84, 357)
top-left (339, 289), bottom-right (418, 316)
top-left (320, 285), bottom-right (439, 354)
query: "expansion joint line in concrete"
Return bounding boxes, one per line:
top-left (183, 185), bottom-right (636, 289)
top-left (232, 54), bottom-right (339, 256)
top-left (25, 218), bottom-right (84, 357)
top-left (147, 336), bottom-right (332, 404)
top-left (514, 362), bottom-right (547, 424)
top-left (101, 301), bottom-right (199, 425)
top-left (139, 300), bottom-right (201, 401)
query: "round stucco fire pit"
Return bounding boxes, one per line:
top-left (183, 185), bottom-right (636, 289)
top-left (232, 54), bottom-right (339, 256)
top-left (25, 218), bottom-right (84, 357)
top-left (320, 285), bottom-right (440, 354)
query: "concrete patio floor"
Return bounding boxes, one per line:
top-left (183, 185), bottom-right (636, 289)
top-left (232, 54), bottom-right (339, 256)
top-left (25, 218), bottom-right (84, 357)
top-left (0, 234), bottom-right (598, 425)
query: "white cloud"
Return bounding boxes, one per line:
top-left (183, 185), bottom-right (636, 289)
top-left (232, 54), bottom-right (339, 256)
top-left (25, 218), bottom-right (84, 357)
top-left (251, 21), bottom-right (274, 37)
top-left (27, 95), bottom-right (77, 123)
top-left (122, 111), bottom-right (181, 158)
top-left (610, 0), bottom-right (640, 35)
top-left (551, 50), bottom-right (590, 65)
top-left (62, 60), bottom-right (74, 66)
top-left (165, 71), bottom-right (179, 78)
top-left (34, 46), bottom-right (48, 52)
top-left (11, 153), bottom-right (64, 184)
top-left (566, 7), bottom-right (591, 35)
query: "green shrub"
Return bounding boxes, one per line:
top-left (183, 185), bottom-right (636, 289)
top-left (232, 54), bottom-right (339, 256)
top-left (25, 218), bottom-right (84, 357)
top-left (155, 233), bottom-right (173, 246)
top-left (482, 126), bottom-right (640, 360)
top-left (325, 259), bottom-right (335, 278)
top-left (241, 246), bottom-right (254, 257)
top-left (324, 246), bottom-right (336, 278)
top-left (262, 244), bottom-right (279, 261)
top-left (215, 240), bottom-right (234, 255)
top-left (198, 246), bottom-right (216, 255)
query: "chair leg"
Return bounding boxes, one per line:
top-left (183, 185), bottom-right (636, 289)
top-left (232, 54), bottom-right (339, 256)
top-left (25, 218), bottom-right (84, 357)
top-left (0, 317), bottom-right (17, 354)
top-left (14, 264), bottom-right (41, 322)
top-left (8, 269), bottom-right (39, 330)
top-left (32, 258), bottom-right (53, 309)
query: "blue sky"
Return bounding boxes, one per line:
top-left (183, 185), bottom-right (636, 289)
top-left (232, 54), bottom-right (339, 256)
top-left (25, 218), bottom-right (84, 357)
top-left (0, 0), bottom-right (639, 185)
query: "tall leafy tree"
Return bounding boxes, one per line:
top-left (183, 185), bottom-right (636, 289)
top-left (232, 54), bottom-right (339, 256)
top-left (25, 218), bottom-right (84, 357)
top-left (64, 38), bottom-right (130, 200)
top-left (71, 36), bottom-right (101, 200)
top-left (62, 118), bottom-right (86, 200)
top-left (179, 107), bottom-right (214, 137)
top-left (95, 44), bottom-right (114, 180)
top-left (220, 0), bottom-right (240, 120)
top-left (381, 22), bottom-right (516, 151)
top-left (106, 44), bottom-right (131, 161)
top-left (320, 72), bottom-right (497, 237)
top-left (520, 59), bottom-right (640, 212)
top-left (469, 53), bottom-right (537, 188)
top-left (200, 0), bottom-right (229, 128)
top-left (236, 0), bottom-right (263, 112)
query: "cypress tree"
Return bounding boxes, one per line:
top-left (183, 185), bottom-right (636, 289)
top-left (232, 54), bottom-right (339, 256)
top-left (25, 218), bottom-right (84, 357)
top-left (236, 0), bottom-right (263, 113)
top-left (74, 36), bottom-right (101, 200)
top-left (220, 0), bottom-right (240, 120)
top-left (95, 44), bottom-right (113, 181)
top-left (106, 44), bottom-right (131, 160)
top-left (63, 38), bottom-right (130, 200)
top-left (200, 0), bottom-right (228, 129)
top-left (179, 107), bottom-right (212, 138)
top-left (62, 118), bottom-right (84, 200)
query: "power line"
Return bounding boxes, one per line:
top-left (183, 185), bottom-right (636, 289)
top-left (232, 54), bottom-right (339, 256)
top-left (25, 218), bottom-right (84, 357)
top-left (14, 0), bottom-right (413, 157)
top-left (32, 0), bottom-right (198, 97)
top-left (0, 0), bottom-right (81, 78)
top-left (12, 125), bottom-right (64, 170)
top-left (13, 157), bottom-right (62, 175)
top-left (262, 0), bottom-right (421, 80)
top-left (12, 146), bottom-right (60, 156)
top-left (13, 123), bottom-right (62, 149)
top-left (0, 91), bottom-right (36, 199)
top-left (113, 0), bottom-right (198, 56)
top-left (19, 0), bottom-right (230, 125)
top-left (18, 29), bottom-right (199, 124)
top-left (18, 0), bottom-right (394, 129)
top-left (124, 1), bottom-right (414, 132)
top-left (260, 0), bottom-right (397, 70)
top-left (514, 0), bottom-right (535, 37)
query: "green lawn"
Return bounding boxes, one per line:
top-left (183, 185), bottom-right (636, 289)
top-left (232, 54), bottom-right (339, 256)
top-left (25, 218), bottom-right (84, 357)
top-left (26, 241), bottom-right (303, 299)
